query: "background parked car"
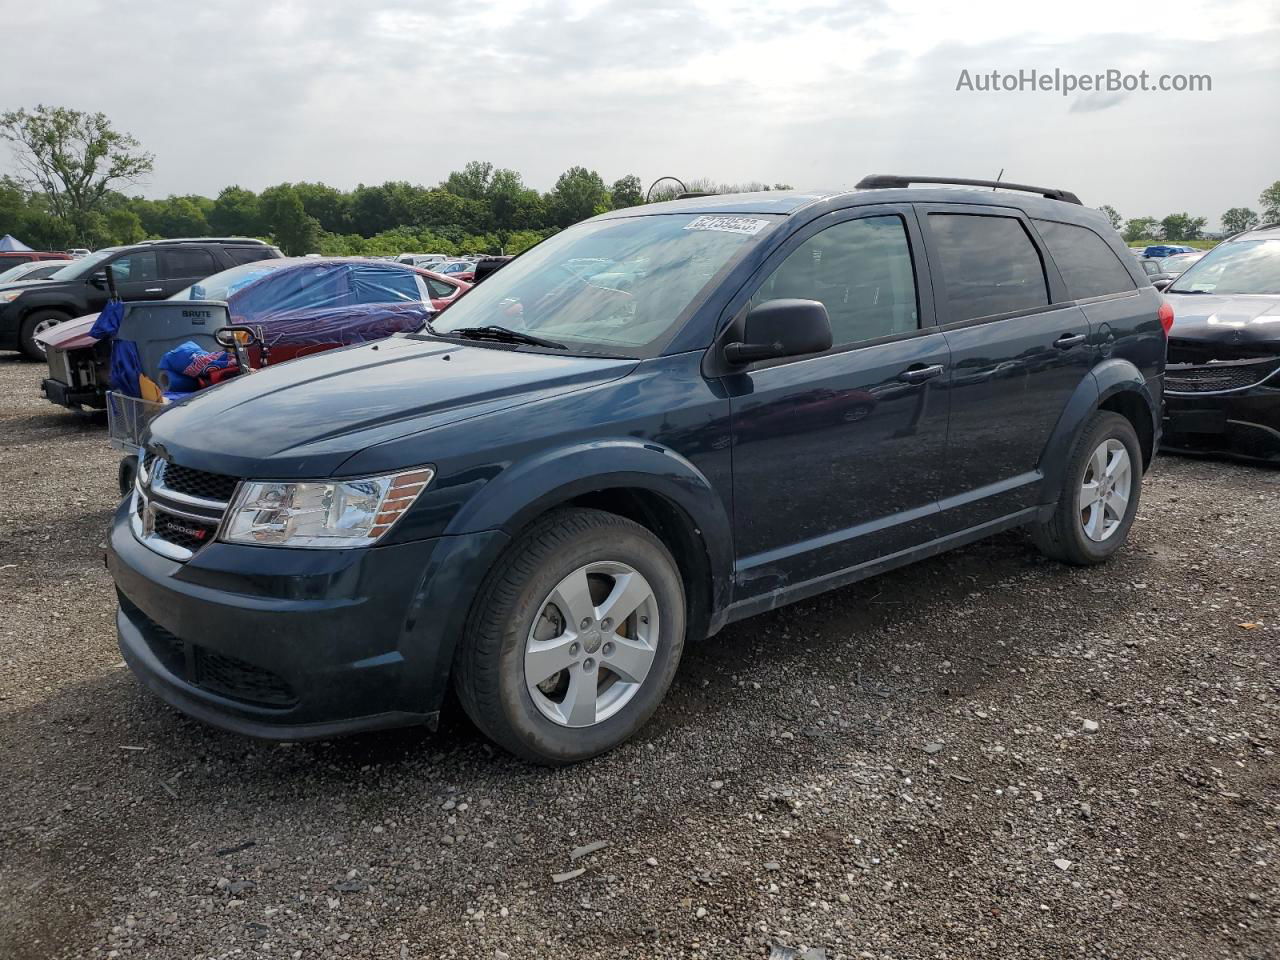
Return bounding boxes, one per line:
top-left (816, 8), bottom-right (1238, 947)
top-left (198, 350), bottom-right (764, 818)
top-left (0, 238), bottom-right (283, 360)
top-left (397, 253), bottom-right (449, 269)
top-left (434, 258), bottom-right (479, 282)
top-left (414, 268), bottom-right (471, 309)
top-left (39, 257), bottom-right (442, 410)
top-left (1161, 223), bottom-right (1280, 461)
top-left (0, 258), bottom-right (73, 284)
top-left (1143, 243), bottom-right (1195, 258)
top-left (1139, 251), bottom-right (1205, 287)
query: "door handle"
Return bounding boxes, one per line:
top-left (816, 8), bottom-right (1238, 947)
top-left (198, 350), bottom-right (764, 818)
top-left (144, 287), bottom-right (163, 294)
top-left (898, 363), bottom-right (945, 384)
top-left (1054, 333), bottom-right (1086, 349)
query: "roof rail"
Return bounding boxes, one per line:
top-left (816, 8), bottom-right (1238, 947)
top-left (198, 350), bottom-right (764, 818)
top-left (855, 174), bottom-right (1082, 205)
top-left (137, 237), bottom-right (270, 246)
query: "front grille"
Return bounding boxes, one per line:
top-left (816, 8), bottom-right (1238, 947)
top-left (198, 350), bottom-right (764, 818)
top-left (157, 460), bottom-right (241, 503)
top-left (153, 509), bottom-right (218, 552)
top-left (1165, 358), bottom-right (1280, 393)
top-left (126, 599), bottom-right (297, 709)
top-left (135, 456), bottom-right (238, 561)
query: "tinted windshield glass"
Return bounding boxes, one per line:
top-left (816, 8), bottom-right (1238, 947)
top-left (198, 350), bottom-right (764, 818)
top-left (1169, 240), bottom-right (1280, 295)
top-left (48, 247), bottom-right (121, 280)
top-left (171, 259), bottom-right (293, 301)
top-left (431, 213), bottom-right (780, 355)
top-left (1160, 254), bottom-right (1200, 272)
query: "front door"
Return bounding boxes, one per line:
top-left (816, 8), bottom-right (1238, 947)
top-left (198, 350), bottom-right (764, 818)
top-left (724, 207), bottom-right (950, 600)
top-left (96, 249), bottom-right (165, 305)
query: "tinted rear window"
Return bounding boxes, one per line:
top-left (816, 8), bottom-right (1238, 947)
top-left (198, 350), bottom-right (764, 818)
top-left (927, 214), bottom-right (1049, 322)
top-left (1034, 219), bottom-right (1136, 300)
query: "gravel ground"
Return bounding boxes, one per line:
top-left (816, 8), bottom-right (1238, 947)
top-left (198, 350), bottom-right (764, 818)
top-left (1, 353), bottom-right (1277, 960)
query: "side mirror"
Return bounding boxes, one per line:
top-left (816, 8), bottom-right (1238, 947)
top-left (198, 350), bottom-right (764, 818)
top-left (89, 273), bottom-right (108, 289)
top-left (724, 299), bottom-right (833, 365)
top-left (1152, 278), bottom-right (1173, 291)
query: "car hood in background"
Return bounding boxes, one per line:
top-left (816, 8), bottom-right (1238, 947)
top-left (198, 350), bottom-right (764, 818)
top-left (1165, 293), bottom-right (1280, 348)
top-left (145, 335), bottom-right (637, 478)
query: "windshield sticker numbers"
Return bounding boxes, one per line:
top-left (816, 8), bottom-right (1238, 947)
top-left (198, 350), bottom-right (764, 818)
top-left (684, 216), bottom-right (770, 236)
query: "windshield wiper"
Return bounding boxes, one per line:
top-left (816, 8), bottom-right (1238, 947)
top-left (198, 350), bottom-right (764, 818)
top-left (447, 325), bottom-right (567, 350)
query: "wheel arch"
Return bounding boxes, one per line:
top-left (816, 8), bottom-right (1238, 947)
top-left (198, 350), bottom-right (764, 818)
top-left (1039, 359), bottom-right (1159, 501)
top-left (443, 439), bottom-right (735, 637)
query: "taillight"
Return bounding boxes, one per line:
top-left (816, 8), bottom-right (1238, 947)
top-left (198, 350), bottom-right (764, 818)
top-left (1157, 301), bottom-right (1174, 337)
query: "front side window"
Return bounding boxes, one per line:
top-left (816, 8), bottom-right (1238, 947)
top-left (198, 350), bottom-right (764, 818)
top-left (430, 213), bottom-right (780, 355)
top-left (928, 213), bottom-right (1048, 322)
top-left (1034, 219), bottom-right (1136, 300)
top-left (748, 215), bottom-right (919, 345)
top-left (107, 251), bottom-right (159, 283)
top-left (1169, 239), bottom-right (1280, 295)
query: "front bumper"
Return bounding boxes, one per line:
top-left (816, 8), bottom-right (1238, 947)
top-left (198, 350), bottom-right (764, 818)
top-left (1163, 387), bottom-right (1280, 462)
top-left (107, 497), bottom-right (509, 739)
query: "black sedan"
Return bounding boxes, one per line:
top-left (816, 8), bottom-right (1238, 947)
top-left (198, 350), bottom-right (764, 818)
top-left (1162, 226), bottom-right (1280, 461)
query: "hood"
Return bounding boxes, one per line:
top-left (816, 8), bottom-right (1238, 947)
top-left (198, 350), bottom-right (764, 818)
top-left (146, 335), bottom-right (637, 478)
top-left (37, 312), bottom-right (99, 350)
top-left (1165, 293), bottom-right (1280, 348)
top-left (0, 277), bottom-right (60, 293)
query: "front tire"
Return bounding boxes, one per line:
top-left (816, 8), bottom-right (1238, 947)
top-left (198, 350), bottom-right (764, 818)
top-left (1032, 411), bottom-right (1142, 565)
top-left (19, 309), bottom-right (71, 361)
top-left (453, 508), bottom-right (686, 765)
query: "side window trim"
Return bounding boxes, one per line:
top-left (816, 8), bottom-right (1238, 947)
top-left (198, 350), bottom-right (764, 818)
top-left (913, 202), bottom-right (1068, 325)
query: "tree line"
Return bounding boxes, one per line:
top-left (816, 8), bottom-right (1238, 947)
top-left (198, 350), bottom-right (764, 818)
top-left (0, 106), bottom-right (790, 257)
top-left (1098, 186), bottom-right (1280, 245)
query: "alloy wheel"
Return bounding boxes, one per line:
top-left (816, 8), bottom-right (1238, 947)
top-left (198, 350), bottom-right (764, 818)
top-left (1079, 438), bottom-right (1132, 542)
top-left (524, 561), bottom-right (660, 728)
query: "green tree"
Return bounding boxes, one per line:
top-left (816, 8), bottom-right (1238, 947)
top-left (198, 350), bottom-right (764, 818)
top-left (1097, 204), bottom-right (1122, 231)
top-left (1123, 216), bottom-right (1159, 243)
top-left (1259, 181), bottom-right (1280, 223)
top-left (259, 184), bottom-right (321, 255)
top-left (0, 105), bottom-right (153, 243)
top-left (488, 168), bottom-right (527, 230)
top-left (209, 186), bottom-right (263, 236)
top-left (611, 175), bottom-right (643, 209)
top-left (442, 161), bottom-right (494, 201)
top-left (548, 166), bottom-right (608, 227)
top-left (1160, 212), bottom-right (1207, 242)
top-left (102, 207), bottom-right (145, 245)
top-left (294, 181), bottom-right (350, 233)
top-left (1221, 207), bottom-right (1259, 235)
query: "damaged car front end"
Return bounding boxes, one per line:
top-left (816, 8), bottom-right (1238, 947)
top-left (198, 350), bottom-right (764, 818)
top-left (1161, 227), bottom-right (1280, 462)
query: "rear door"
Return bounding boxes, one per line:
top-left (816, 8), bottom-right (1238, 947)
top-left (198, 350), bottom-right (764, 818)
top-left (160, 247), bottom-right (220, 297)
top-left (917, 204), bottom-right (1092, 530)
top-left (725, 205), bottom-right (950, 598)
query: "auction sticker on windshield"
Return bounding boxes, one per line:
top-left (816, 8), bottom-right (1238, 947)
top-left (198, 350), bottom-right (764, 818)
top-left (684, 215), bottom-right (770, 235)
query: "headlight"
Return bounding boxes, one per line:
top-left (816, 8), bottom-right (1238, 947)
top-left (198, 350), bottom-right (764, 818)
top-left (0, 290), bottom-right (23, 303)
top-left (220, 467), bottom-right (434, 548)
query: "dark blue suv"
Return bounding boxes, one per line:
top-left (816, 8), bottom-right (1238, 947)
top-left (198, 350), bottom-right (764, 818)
top-left (107, 176), bottom-right (1168, 764)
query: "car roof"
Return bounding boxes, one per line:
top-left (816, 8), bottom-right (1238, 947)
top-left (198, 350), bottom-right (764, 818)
top-left (592, 185), bottom-right (1105, 227)
top-left (1228, 223), bottom-right (1280, 242)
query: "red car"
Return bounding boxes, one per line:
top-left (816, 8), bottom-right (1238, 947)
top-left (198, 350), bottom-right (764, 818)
top-left (414, 268), bottom-right (471, 309)
top-left (0, 250), bottom-right (70, 269)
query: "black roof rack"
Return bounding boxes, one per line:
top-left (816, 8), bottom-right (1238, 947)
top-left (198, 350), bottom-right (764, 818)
top-left (855, 174), bottom-right (1082, 205)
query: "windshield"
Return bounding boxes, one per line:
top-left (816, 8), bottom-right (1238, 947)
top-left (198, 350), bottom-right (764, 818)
top-left (1168, 240), bottom-right (1280, 295)
top-left (171, 259), bottom-right (293, 301)
top-left (430, 213), bottom-right (781, 355)
top-left (48, 247), bottom-right (121, 281)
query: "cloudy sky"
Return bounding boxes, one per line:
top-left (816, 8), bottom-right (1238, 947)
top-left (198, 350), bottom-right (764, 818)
top-left (4, 0), bottom-right (1278, 227)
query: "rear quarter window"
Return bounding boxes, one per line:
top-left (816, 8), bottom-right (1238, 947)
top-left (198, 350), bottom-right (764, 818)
top-left (1034, 219), bottom-right (1137, 300)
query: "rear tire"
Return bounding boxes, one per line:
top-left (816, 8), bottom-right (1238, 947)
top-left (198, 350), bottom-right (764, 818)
top-left (19, 309), bottom-right (71, 361)
top-left (1032, 411), bottom-right (1142, 565)
top-left (453, 508), bottom-right (686, 765)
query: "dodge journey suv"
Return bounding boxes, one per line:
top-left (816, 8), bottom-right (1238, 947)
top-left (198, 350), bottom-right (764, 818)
top-left (108, 176), bottom-right (1167, 764)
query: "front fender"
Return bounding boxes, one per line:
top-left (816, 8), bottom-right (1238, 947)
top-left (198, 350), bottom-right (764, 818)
top-left (1038, 359), bottom-right (1157, 507)
top-left (443, 438), bottom-right (735, 625)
